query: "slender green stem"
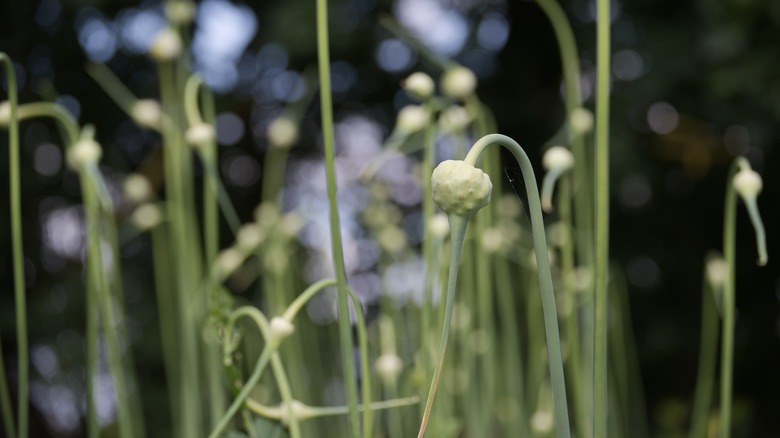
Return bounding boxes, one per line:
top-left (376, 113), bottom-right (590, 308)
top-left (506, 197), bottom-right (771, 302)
top-left (158, 59), bottom-right (203, 438)
top-left (534, 0), bottom-right (593, 266)
top-left (270, 352), bottom-right (302, 438)
top-left (1, 53), bottom-right (25, 438)
top-left (594, 0), bottom-right (611, 435)
top-left (689, 256), bottom-right (720, 438)
top-left (85, 62), bottom-right (141, 115)
top-left (719, 161), bottom-right (739, 438)
top-left (417, 215), bottom-right (468, 438)
top-left (316, 0), bottom-right (360, 434)
top-left (420, 99), bottom-right (437, 391)
top-left (465, 133), bottom-right (571, 438)
top-left (150, 226), bottom-right (181, 437)
top-left (82, 164), bottom-right (135, 438)
top-left (377, 14), bottom-right (456, 72)
top-left (558, 175), bottom-right (589, 438)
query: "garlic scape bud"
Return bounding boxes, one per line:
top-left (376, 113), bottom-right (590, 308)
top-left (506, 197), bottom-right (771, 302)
top-left (732, 165), bottom-right (767, 266)
top-left (431, 159), bottom-right (492, 218)
top-left (540, 146), bottom-right (575, 212)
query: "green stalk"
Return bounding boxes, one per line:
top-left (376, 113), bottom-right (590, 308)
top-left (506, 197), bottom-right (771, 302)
top-left (494, 253), bottom-right (529, 435)
top-left (594, 0), bottom-right (611, 435)
top-left (465, 134), bottom-right (571, 438)
top-left (0, 53), bottom-right (25, 438)
top-left (158, 60), bottom-right (202, 438)
top-left (150, 225), bottom-right (181, 437)
top-left (183, 75), bottom-right (227, 427)
top-left (315, 0), bottom-right (360, 434)
top-left (417, 215), bottom-right (469, 438)
top-left (420, 99), bottom-right (437, 394)
top-left (558, 176), bottom-right (589, 438)
top-left (81, 164), bottom-right (135, 438)
top-left (689, 256), bottom-right (720, 438)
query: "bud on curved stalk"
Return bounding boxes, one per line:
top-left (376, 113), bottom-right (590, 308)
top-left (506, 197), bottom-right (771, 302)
top-left (719, 157), bottom-right (769, 438)
top-left (418, 133), bottom-right (571, 438)
top-left (540, 146), bottom-right (575, 212)
top-left (732, 167), bottom-right (767, 266)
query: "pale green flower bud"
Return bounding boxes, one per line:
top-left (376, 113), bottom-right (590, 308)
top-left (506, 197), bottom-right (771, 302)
top-left (235, 223), bottom-right (264, 253)
top-left (215, 248), bottom-right (244, 279)
top-left (166, 1), bottom-right (196, 25)
top-left (375, 353), bottom-right (404, 385)
top-left (149, 28), bottom-right (182, 62)
top-left (0, 101), bottom-right (10, 126)
top-left (441, 66), bottom-right (477, 99)
top-left (569, 107), bottom-right (594, 134)
top-left (427, 213), bottom-right (450, 238)
top-left (733, 168), bottom-right (762, 199)
top-left (431, 160), bottom-right (492, 217)
top-left (269, 316), bottom-right (295, 347)
top-left (267, 116), bottom-right (299, 149)
top-left (542, 146), bottom-right (575, 171)
top-left (67, 138), bottom-right (102, 171)
top-left (185, 123), bottom-right (216, 150)
top-left (131, 203), bottom-right (164, 230)
top-left (396, 105), bottom-right (429, 134)
top-left (130, 99), bottom-right (163, 130)
top-left (705, 256), bottom-right (727, 288)
top-left (439, 105), bottom-right (472, 132)
top-left (124, 174), bottom-right (154, 203)
top-left (402, 72), bottom-right (434, 100)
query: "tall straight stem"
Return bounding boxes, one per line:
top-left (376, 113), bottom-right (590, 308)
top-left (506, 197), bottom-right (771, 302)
top-left (719, 161), bottom-right (740, 438)
top-left (594, 0), bottom-right (611, 435)
top-left (1, 54), bottom-right (27, 438)
top-left (315, 0), bottom-right (360, 435)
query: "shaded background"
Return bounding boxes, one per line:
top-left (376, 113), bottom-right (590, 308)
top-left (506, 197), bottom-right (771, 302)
top-left (1, 0), bottom-right (779, 436)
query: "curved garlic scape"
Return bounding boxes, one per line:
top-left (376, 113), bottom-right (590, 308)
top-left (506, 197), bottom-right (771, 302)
top-left (540, 146), bottom-right (575, 212)
top-left (732, 166), bottom-right (767, 266)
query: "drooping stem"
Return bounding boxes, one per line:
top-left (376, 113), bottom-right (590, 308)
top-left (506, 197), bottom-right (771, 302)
top-left (417, 214), bottom-right (469, 438)
top-left (1, 52), bottom-right (25, 438)
top-left (315, 0), bottom-right (360, 434)
top-left (465, 133), bottom-right (571, 438)
top-left (719, 158), bottom-right (767, 437)
top-left (594, 0), bottom-right (611, 435)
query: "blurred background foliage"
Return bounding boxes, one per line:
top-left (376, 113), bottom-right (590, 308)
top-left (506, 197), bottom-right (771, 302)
top-left (0, 0), bottom-right (779, 436)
